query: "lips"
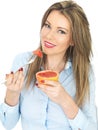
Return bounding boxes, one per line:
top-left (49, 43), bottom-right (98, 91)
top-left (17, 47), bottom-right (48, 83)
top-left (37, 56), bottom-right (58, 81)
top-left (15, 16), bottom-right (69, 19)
top-left (44, 41), bottom-right (56, 48)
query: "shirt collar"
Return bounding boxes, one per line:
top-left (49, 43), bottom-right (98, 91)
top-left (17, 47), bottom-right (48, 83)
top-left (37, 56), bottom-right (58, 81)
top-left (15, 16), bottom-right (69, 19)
top-left (64, 59), bottom-right (72, 70)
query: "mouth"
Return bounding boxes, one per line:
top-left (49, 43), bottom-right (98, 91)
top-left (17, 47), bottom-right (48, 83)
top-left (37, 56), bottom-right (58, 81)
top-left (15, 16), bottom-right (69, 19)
top-left (44, 41), bottom-right (56, 48)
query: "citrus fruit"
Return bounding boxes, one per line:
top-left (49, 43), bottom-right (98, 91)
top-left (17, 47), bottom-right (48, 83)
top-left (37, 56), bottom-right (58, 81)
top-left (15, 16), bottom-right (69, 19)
top-left (36, 70), bottom-right (59, 84)
top-left (33, 49), bottom-right (43, 58)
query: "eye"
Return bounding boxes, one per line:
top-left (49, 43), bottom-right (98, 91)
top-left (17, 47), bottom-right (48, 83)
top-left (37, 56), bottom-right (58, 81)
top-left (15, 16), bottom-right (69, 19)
top-left (44, 23), bottom-right (51, 29)
top-left (58, 30), bottom-right (66, 34)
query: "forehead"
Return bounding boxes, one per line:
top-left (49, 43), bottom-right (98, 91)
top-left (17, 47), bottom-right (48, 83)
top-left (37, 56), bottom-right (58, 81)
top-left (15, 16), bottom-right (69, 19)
top-left (46, 10), bottom-right (70, 29)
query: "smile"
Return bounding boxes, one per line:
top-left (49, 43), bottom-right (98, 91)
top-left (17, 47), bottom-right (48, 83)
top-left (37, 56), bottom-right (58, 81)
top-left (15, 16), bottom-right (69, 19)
top-left (44, 41), bottom-right (56, 48)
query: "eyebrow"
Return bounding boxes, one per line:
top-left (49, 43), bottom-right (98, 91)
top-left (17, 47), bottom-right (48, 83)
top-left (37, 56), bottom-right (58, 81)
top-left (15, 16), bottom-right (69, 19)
top-left (45, 20), bottom-right (69, 32)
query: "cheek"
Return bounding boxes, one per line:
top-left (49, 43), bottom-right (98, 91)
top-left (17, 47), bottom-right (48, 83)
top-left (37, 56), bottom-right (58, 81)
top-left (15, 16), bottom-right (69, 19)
top-left (40, 32), bottom-right (45, 48)
top-left (40, 28), bottom-right (47, 37)
top-left (40, 31), bottom-right (44, 42)
top-left (58, 38), bottom-right (71, 48)
top-left (60, 44), bottom-right (70, 51)
top-left (40, 30), bottom-right (43, 37)
top-left (57, 39), bottom-right (71, 52)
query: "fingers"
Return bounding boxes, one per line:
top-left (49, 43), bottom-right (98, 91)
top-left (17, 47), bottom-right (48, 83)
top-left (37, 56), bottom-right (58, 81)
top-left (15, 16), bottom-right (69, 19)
top-left (13, 68), bottom-right (24, 87)
top-left (12, 69), bottom-right (21, 84)
top-left (44, 80), bottom-right (60, 86)
top-left (5, 72), bottom-right (14, 85)
top-left (5, 68), bottom-right (24, 91)
top-left (38, 80), bottom-right (63, 96)
top-left (38, 80), bottom-right (60, 89)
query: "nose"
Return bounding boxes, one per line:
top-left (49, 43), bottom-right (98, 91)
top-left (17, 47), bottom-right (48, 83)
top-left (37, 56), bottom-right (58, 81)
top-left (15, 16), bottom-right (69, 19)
top-left (46, 30), bottom-right (54, 39)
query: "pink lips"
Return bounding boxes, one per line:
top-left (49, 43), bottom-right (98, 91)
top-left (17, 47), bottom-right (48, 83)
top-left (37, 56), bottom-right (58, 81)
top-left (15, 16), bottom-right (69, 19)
top-left (44, 41), bottom-right (56, 48)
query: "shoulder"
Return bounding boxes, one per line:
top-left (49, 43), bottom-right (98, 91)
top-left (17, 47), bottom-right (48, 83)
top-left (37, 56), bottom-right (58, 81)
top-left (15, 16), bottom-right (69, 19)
top-left (11, 51), bottom-right (33, 72)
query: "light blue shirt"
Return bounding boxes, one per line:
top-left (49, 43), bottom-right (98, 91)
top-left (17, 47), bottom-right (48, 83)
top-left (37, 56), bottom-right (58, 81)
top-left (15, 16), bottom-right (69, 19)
top-left (0, 52), bottom-right (97, 130)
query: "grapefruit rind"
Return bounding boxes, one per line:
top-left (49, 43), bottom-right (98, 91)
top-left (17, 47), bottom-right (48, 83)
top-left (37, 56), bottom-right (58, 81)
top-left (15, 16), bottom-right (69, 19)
top-left (36, 70), bottom-right (59, 84)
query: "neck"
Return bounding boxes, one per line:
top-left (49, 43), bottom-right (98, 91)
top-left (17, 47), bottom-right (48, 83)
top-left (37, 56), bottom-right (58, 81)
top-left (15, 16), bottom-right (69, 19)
top-left (45, 56), bottom-right (66, 73)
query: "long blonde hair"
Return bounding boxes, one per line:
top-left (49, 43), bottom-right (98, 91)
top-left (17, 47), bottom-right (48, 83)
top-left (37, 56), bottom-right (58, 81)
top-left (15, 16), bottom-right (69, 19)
top-left (26, 0), bottom-right (92, 106)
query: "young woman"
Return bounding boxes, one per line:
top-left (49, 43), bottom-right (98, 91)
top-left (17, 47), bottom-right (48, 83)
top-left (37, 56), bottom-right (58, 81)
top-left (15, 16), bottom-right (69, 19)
top-left (0, 0), bottom-right (97, 130)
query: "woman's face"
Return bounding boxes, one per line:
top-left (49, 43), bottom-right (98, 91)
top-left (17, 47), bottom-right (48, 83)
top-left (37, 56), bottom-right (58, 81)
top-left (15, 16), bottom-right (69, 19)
top-left (40, 10), bottom-right (72, 56)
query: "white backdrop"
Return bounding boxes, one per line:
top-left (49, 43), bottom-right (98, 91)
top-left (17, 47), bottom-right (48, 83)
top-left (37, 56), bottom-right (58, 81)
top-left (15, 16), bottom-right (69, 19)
top-left (0, 0), bottom-right (98, 129)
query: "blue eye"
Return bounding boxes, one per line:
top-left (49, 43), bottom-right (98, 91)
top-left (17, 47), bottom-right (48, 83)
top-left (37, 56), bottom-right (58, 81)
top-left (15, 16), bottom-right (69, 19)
top-left (58, 30), bottom-right (66, 34)
top-left (44, 23), bottom-right (51, 29)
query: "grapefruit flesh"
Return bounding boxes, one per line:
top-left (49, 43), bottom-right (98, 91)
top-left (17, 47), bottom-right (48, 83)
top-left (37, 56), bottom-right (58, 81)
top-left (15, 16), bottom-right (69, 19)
top-left (36, 70), bottom-right (59, 84)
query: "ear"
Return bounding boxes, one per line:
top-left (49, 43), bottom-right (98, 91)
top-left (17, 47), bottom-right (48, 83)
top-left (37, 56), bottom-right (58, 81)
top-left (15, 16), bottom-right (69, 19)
top-left (70, 43), bottom-right (74, 46)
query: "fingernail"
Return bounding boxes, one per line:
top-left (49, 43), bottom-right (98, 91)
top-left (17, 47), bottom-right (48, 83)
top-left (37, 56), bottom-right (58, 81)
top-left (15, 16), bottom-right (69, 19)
top-left (6, 74), bottom-right (9, 77)
top-left (35, 83), bottom-right (40, 88)
top-left (35, 83), bottom-right (38, 86)
top-left (10, 71), bottom-right (13, 74)
top-left (19, 68), bottom-right (23, 71)
top-left (41, 80), bottom-right (45, 83)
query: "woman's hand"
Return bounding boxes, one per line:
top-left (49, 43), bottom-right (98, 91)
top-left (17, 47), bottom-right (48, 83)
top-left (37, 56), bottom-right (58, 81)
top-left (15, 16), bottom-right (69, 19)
top-left (5, 68), bottom-right (24, 106)
top-left (5, 68), bottom-right (24, 93)
top-left (38, 80), bottom-right (79, 119)
top-left (38, 80), bottom-right (67, 105)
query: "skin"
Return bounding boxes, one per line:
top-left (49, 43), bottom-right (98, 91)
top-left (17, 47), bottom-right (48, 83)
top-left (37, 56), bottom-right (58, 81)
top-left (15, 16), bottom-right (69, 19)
top-left (41, 10), bottom-right (73, 68)
top-left (5, 10), bottom-right (79, 120)
top-left (41, 11), bottom-right (72, 55)
top-left (39, 10), bottom-right (79, 119)
top-left (5, 69), bottom-right (24, 106)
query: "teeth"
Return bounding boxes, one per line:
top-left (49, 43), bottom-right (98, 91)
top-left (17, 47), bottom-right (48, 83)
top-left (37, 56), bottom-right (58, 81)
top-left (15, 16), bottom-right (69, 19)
top-left (47, 43), bottom-right (54, 47)
top-left (45, 42), bottom-right (55, 47)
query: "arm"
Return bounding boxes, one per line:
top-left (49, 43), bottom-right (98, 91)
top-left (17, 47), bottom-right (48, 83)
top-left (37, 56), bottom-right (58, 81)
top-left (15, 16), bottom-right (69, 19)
top-left (0, 52), bottom-right (31, 129)
top-left (0, 100), bottom-right (20, 130)
top-left (67, 69), bottom-right (98, 130)
top-left (0, 69), bottom-right (24, 130)
top-left (38, 68), bottom-right (97, 130)
top-left (59, 71), bottom-right (97, 130)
